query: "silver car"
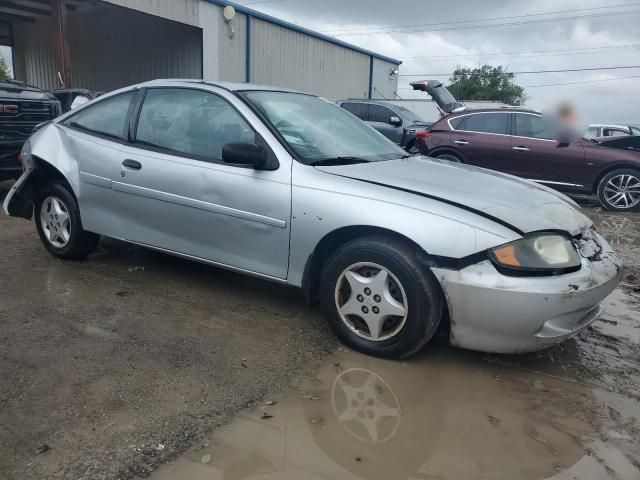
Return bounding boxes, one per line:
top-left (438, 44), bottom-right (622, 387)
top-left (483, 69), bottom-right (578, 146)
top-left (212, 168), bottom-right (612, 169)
top-left (3, 80), bottom-right (623, 358)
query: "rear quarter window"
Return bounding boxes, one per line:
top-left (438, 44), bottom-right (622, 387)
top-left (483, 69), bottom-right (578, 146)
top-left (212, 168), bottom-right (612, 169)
top-left (63, 91), bottom-right (135, 140)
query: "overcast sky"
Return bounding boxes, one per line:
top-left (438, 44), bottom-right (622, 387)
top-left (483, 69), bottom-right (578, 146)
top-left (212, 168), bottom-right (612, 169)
top-left (238, 0), bottom-right (640, 125)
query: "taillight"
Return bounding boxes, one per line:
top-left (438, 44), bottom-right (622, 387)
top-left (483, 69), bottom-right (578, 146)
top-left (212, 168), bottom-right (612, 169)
top-left (416, 130), bottom-right (432, 140)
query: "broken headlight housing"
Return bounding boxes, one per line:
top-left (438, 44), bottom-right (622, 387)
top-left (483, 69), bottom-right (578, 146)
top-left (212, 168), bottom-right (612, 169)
top-left (489, 232), bottom-right (581, 276)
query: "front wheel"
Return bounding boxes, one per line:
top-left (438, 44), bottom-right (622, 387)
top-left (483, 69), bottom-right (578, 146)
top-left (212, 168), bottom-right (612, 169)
top-left (597, 169), bottom-right (640, 212)
top-left (320, 236), bottom-right (443, 359)
top-left (35, 183), bottom-right (100, 260)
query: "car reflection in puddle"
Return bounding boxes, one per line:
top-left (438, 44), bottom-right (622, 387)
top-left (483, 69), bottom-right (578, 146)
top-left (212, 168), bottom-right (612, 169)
top-left (152, 331), bottom-right (640, 480)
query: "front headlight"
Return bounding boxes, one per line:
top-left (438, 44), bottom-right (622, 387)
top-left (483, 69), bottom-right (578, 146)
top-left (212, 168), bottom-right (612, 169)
top-left (490, 232), bottom-right (581, 275)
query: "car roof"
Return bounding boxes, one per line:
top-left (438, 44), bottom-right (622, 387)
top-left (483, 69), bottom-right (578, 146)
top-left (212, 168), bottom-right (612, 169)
top-left (337, 99), bottom-right (399, 106)
top-left (138, 79), bottom-right (306, 95)
top-left (589, 124), bottom-right (630, 129)
top-left (446, 106), bottom-right (541, 116)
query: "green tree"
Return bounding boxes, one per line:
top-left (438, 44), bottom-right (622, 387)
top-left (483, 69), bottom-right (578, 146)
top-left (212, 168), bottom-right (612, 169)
top-left (447, 65), bottom-right (526, 106)
top-left (0, 57), bottom-right (11, 81)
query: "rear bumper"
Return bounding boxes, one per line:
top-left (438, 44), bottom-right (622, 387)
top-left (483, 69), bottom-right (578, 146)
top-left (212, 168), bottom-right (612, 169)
top-left (432, 233), bottom-right (623, 353)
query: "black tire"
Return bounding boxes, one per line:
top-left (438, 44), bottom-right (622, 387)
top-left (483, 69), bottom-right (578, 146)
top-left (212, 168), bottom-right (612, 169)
top-left (435, 152), bottom-right (461, 163)
top-left (597, 168), bottom-right (640, 212)
top-left (34, 182), bottom-right (99, 260)
top-left (319, 236), bottom-right (443, 359)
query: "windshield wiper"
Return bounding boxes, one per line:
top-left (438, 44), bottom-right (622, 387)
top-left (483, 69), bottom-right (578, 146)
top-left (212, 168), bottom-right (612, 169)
top-left (309, 156), bottom-right (370, 166)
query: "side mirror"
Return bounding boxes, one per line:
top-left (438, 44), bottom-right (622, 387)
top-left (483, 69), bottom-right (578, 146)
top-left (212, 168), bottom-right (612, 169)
top-left (222, 142), bottom-right (268, 169)
top-left (389, 116), bottom-right (402, 127)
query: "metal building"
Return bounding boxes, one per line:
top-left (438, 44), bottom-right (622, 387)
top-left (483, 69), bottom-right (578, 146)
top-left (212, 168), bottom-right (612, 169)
top-left (2, 0), bottom-right (401, 100)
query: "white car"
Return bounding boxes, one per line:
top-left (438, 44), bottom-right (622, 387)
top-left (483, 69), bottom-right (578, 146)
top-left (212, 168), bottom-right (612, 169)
top-left (588, 124), bottom-right (640, 137)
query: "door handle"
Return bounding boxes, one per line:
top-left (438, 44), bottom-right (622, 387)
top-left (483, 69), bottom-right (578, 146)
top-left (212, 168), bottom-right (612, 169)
top-left (512, 146), bottom-right (530, 152)
top-left (454, 140), bottom-right (469, 145)
top-left (122, 159), bottom-right (142, 170)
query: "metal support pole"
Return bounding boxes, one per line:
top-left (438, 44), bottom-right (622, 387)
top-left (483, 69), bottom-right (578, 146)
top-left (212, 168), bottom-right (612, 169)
top-left (52, 0), bottom-right (72, 88)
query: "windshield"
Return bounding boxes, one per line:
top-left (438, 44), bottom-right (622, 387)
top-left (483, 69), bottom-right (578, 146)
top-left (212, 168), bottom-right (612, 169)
top-left (630, 125), bottom-right (640, 136)
top-left (241, 91), bottom-right (406, 164)
top-left (392, 104), bottom-right (429, 124)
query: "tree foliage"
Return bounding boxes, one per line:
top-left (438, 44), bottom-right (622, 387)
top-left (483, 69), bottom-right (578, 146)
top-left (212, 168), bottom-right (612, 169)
top-left (0, 58), bottom-right (11, 81)
top-left (447, 65), bottom-right (526, 106)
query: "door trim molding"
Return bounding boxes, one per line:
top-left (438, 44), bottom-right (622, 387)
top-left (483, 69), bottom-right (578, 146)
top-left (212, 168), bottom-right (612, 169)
top-left (529, 179), bottom-right (584, 188)
top-left (112, 181), bottom-right (287, 228)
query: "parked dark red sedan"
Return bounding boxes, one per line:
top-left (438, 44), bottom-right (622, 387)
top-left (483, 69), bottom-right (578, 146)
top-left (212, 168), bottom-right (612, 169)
top-left (412, 80), bottom-right (640, 212)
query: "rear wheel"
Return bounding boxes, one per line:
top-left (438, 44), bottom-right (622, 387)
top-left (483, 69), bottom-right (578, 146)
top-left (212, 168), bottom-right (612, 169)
top-left (435, 152), bottom-right (461, 163)
top-left (320, 236), bottom-right (443, 359)
top-left (35, 183), bottom-right (99, 260)
top-left (597, 168), bottom-right (640, 211)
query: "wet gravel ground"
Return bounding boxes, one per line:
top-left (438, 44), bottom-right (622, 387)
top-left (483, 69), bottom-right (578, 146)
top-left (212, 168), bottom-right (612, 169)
top-left (0, 180), bottom-right (639, 479)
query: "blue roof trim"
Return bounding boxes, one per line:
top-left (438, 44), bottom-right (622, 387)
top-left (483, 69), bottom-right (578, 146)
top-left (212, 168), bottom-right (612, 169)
top-left (206, 0), bottom-right (402, 65)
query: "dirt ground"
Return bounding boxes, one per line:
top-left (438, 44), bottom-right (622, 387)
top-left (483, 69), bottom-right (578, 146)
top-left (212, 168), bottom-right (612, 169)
top-left (1, 180), bottom-right (639, 480)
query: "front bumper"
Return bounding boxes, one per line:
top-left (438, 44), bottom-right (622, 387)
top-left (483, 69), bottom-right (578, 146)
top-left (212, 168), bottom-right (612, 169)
top-left (432, 233), bottom-right (623, 353)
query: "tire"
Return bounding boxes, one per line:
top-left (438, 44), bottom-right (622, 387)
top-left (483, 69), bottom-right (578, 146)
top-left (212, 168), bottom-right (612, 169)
top-left (435, 152), bottom-right (461, 163)
top-left (319, 236), bottom-right (443, 359)
top-left (597, 168), bottom-right (640, 212)
top-left (34, 182), bottom-right (99, 260)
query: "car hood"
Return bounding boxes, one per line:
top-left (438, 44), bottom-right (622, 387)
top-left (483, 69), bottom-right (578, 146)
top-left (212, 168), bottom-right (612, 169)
top-left (316, 156), bottom-right (592, 236)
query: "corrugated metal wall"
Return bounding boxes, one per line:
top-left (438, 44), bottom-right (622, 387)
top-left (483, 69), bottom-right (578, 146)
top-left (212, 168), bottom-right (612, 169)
top-left (217, 11), bottom-right (246, 83)
top-left (250, 18), bottom-right (371, 100)
top-left (102, 0), bottom-right (200, 26)
top-left (371, 58), bottom-right (399, 100)
top-left (13, 3), bottom-right (202, 91)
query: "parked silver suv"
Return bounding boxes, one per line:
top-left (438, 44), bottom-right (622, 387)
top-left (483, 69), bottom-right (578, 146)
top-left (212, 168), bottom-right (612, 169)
top-left (4, 80), bottom-right (622, 358)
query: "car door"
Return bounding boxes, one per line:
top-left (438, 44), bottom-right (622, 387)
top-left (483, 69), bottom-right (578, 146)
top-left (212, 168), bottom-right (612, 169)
top-left (113, 86), bottom-right (292, 280)
top-left (512, 112), bottom-right (588, 189)
top-left (449, 112), bottom-right (515, 172)
top-left (60, 90), bottom-right (138, 236)
top-left (367, 104), bottom-right (404, 145)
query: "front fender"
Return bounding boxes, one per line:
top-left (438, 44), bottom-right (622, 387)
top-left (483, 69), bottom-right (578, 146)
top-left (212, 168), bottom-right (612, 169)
top-left (287, 163), bottom-right (520, 288)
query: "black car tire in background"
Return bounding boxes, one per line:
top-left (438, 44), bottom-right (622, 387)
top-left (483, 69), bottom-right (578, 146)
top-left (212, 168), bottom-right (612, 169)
top-left (435, 152), bottom-right (462, 163)
top-left (597, 168), bottom-right (640, 212)
top-left (320, 235), bottom-right (444, 359)
top-left (35, 183), bottom-right (100, 260)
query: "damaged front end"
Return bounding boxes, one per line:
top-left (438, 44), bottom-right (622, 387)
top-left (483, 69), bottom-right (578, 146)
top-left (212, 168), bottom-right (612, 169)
top-left (431, 229), bottom-right (623, 354)
top-left (3, 140), bottom-right (37, 219)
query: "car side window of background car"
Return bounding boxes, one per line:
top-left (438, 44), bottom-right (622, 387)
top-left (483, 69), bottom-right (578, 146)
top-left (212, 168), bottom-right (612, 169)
top-left (603, 128), bottom-right (629, 137)
top-left (449, 116), bottom-right (467, 130)
top-left (514, 114), bottom-right (553, 140)
top-left (341, 102), bottom-right (368, 121)
top-left (369, 104), bottom-right (395, 124)
top-left (135, 88), bottom-right (255, 162)
top-left (64, 92), bottom-right (134, 140)
top-left (459, 113), bottom-right (509, 135)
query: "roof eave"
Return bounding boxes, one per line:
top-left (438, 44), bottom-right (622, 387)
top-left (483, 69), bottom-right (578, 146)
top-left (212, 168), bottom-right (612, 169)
top-left (205, 0), bottom-right (402, 65)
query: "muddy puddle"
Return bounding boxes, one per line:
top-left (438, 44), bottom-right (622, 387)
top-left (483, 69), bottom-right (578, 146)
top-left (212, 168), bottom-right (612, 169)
top-left (152, 292), bottom-right (640, 480)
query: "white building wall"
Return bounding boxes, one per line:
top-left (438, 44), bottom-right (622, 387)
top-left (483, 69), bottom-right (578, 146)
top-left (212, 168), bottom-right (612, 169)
top-left (217, 10), bottom-right (247, 83)
top-left (250, 18), bottom-right (371, 100)
top-left (371, 57), bottom-right (399, 100)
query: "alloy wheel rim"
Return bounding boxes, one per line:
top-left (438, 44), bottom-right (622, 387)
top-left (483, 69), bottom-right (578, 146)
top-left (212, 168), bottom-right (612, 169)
top-left (40, 196), bottom-right (71, 248)
top-left (604, 174), bottom-right (640, 209)
top-left (334, 262), bottom-right (408, 342)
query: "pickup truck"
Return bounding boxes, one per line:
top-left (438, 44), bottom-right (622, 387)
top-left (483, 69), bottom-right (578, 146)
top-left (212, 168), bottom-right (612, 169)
top-left (0, 80), bottom-right (61, 181)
